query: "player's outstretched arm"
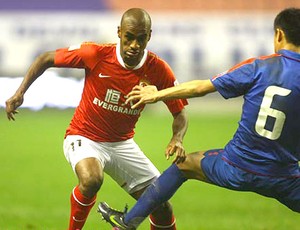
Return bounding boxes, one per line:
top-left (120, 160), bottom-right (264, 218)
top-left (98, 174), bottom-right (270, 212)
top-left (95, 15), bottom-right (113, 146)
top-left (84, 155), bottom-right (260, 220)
top-left (5, 51), bottom-right (55, 121)
top-left (125, 85), bottom-right (159, 108)
top-left (126, 79), bottom-right (216, 109)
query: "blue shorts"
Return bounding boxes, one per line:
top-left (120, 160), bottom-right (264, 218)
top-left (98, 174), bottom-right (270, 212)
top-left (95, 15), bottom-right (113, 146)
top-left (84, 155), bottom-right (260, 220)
top-left (201, 149), bottom-right (300, 212)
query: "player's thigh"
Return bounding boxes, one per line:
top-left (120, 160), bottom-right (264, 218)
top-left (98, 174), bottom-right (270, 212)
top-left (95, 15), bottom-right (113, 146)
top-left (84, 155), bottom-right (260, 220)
top-left (63, 135), bottom-right (105, 180)
top-left (255, 176), bottom-right (300, 213)
top-left (75, 157), bottom-right (104, 184)
top-left (279, 177), bottom-right (300, 212)
top-left (104, 139), bottom-right (160, 195)
top-left (176, 151), bottom-right (207, 181)
top-left (200, 149), bottom-right (250, 189)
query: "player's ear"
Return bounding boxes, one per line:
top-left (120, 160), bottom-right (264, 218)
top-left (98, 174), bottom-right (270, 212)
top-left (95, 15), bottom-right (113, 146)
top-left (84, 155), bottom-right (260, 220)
top-left (274, 28), bottom-right (286, 52)
top-left (275, 28), bottom-right (284, 43)
top-left (117, 26), bottom-right (121, 38)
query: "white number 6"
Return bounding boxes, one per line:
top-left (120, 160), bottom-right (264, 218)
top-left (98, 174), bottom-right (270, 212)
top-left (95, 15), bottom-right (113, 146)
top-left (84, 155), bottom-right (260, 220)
top-left (255, 86), bottom-right (291, 140)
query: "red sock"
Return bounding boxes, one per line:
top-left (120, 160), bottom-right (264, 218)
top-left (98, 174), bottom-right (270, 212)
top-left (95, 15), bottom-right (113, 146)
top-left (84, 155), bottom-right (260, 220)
top-left (68, 186), bottom-right (96, 230)
top-left (149, 214), bottom-right (176, 230)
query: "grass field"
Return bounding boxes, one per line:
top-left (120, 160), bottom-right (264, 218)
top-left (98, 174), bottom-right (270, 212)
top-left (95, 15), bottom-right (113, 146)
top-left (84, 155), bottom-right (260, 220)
top-left (1, 106), bottom-right (299, 230)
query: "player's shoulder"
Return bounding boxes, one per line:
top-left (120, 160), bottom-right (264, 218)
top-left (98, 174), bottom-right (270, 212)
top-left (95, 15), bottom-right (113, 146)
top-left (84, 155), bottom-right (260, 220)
top-left (147, 50), bottom-right (164, 61)
top-left (147, 50), bottom-right (171, 69)
top-left (228, 53), bottom-right (280, 73)
top-left (78, 42), bottom-right (116, 58)
top-left (257, 53), bottom-right (281, 60)
top-left (80, 42), bottom-right (116, 51)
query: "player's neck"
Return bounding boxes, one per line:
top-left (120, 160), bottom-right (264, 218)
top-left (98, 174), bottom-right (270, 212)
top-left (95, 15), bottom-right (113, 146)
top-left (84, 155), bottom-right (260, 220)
top-left (283, 44), bottom-right (300, 54)
top-left (124, 63), bottom-right (137, 70)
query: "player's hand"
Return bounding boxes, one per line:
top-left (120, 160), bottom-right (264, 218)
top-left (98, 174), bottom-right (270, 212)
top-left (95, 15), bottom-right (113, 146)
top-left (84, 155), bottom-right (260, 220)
top-left (5, 94), bottom-right (24, 121)
top-left (125, 85), bottom-right (158, 109)
top-left (165, 139), bottom-right (186, 164)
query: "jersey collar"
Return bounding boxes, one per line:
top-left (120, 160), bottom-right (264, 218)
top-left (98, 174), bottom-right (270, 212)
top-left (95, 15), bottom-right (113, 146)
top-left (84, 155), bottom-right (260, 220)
top-left (278, 49), bottom-right (300, 62)
top-left (116, 42), bottom-right (148, 70)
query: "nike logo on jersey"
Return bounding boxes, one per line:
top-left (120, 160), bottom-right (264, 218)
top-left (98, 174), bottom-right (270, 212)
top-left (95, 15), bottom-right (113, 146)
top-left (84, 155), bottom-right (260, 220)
top-left (99, 73), bottom-right (111, 78)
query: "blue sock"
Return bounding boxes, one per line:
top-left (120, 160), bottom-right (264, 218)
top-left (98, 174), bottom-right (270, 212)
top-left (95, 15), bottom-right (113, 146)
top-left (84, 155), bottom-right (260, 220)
top-left (124, 164), bottom-right (187, 227)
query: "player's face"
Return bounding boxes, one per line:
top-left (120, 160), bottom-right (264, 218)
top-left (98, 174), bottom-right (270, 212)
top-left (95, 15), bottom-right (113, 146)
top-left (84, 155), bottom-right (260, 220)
top-left (118, 22), bottom-right (151, 69)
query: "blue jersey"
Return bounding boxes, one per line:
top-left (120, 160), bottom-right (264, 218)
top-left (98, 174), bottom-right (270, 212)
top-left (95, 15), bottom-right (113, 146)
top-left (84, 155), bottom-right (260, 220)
top-left (211, 49), bottom-right (300, 177)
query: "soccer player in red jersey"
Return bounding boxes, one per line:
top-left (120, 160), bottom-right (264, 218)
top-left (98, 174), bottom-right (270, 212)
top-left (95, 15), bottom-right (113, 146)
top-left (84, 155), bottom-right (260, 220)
top-left (5, 8), bottom-right (188, 230)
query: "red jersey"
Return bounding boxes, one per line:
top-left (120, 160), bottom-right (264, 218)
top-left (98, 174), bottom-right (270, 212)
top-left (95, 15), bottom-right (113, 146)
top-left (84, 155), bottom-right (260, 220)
top-left (55, 42), bottom-right (188, 142)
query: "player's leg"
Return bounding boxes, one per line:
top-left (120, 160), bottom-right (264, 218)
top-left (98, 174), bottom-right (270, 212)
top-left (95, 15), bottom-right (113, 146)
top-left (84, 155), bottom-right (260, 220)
top-left (201, 151), bottom-right (300, 213)
top-left (127, 150), bottom-right (208, 229)
top-left (247, 175), bottom-right (300, 213)
top-left (64, 135), bottom-right (105, 230)
top-left (122, 151), bottom-right (207, 228)
top-left (70, 158), bottom-right (103, 229)
top-left (131, 187), bottom-right (176, 230)
top-left (278, 177), bottom-right (300, 213)
top-left (103, 138), bottom-right (178, 229)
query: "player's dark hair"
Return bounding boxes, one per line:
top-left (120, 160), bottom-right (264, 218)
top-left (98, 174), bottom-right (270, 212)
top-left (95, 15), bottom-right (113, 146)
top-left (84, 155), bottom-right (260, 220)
top-left (274, 7), bottom-right (300, 46)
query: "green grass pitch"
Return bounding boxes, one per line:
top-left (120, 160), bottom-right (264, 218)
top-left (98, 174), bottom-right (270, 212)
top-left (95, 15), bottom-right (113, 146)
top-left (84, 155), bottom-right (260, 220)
top-left (1, 106), bottom-right (299, 229)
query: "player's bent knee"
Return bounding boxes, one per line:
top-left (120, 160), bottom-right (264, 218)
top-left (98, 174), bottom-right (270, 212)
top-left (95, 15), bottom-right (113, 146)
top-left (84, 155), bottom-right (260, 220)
top-left (176, 152), bottom-right (206, 180)
top-left (79, 175), bottom-right (103, 197)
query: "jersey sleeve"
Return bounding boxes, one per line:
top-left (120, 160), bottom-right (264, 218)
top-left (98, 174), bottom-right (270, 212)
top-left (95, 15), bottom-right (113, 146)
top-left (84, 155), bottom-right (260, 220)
top-left (54, 42), bottom-right (100, 70)
top-left (211, 58), bottom-right (257, 99)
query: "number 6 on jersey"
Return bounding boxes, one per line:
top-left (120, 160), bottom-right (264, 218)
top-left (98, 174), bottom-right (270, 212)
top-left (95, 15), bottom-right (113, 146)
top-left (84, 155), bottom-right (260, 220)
top-left (255, 85), bottom-right (291, 140)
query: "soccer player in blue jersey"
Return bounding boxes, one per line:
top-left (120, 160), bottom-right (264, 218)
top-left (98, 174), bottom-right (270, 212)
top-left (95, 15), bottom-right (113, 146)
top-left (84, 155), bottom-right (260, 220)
top-left (98, 7), bottom-right (300, 229)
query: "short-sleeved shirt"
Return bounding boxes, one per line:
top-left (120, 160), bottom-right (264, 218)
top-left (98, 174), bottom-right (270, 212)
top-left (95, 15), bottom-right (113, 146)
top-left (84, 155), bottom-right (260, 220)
top-left (54, 42), bottom-right (187, 142)
top-left (211, 49), bottom-right (300, 177)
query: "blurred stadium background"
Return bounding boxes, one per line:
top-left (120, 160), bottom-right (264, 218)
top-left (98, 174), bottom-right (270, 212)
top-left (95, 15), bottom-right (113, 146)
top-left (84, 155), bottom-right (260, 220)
top-left (0, 0), bottom-right (299, 109)
top-left (1, 1), bottom-right (300, 229)
top-left (1, 0), bottom-right (299, 110)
